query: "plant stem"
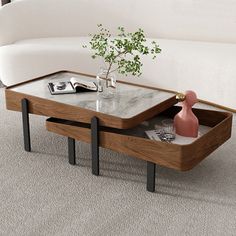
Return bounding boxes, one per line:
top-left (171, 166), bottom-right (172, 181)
top-left (114, 50), bottom-right (126, 60)
top-left (109, 67), bottom-right (119, 74)
top-left (104, 50), bottom-right (127, 87)
top-left (105, 62), bottom-right (113, 87)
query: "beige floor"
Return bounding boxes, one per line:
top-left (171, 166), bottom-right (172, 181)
top-left (0, 88), bottom-right (235, 236)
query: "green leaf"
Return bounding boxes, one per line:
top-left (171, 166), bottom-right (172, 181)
top-left (83, 25), bottom-right (161, 78)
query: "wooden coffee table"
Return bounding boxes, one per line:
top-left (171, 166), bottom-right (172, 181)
top-left (5, 71), bottom-right (233, 192)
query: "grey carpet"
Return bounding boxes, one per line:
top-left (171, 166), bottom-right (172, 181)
top-left (0, 87), bottom-right (235, 236)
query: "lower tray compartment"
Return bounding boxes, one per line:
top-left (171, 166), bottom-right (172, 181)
top-left (46, 106), bottom-right (232, 171)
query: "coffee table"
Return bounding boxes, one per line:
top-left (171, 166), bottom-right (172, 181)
top-left (5, 71), bottom-right (233, 192)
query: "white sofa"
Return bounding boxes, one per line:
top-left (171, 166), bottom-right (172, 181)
top-left (0, 0), bottom-right (236, 110)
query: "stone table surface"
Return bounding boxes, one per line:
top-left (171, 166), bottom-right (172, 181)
top-left (11, 72), bottom-right (175, 119)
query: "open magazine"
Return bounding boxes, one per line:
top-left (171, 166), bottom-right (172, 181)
top-left (48, 77), bottom-right (97, 95)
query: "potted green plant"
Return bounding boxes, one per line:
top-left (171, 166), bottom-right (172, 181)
top-left (84, 24), bottom-right (161, 98)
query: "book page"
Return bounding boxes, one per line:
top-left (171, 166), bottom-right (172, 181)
top-left (70, 77), bottom-right (97, 91)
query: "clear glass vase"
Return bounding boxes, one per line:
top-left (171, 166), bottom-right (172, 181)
top-left (96, 68), bottom-right (117, 99)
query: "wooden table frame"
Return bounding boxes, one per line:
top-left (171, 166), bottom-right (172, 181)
top-left (5, 71), bottom-right (177, 129)
top-left (46, 107), bottom-right (232, 193)
top-left (6, 71), bottom-right (178, 192)
top-left (5, 71), bottom-right (233, 193)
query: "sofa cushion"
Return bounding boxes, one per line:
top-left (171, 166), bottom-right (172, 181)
top-left (1, 0), bottom-right (236, 46)
top-left (0, 37), bottom-right (235, 109)
top-left (0, 37), bottom-right (101, 85)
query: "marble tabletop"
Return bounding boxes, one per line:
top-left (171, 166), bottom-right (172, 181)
top-left (11, 72), bottom-right (175, 119)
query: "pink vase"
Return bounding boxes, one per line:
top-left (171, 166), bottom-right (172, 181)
top-left (174, 90), bottom-right (199, 138)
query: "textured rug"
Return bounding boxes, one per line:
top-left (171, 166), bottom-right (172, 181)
top-left (0, 88), bottom-right (235, 236)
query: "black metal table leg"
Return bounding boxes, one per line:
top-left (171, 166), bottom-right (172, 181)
top-left (68, 137), bottom-right (76, 165)
top-left (91, 117), bottom-right (99, 176)
top-left (21, 98), bottom-right (31, 152)
top-left (147, 161), bottom-right (156, 192)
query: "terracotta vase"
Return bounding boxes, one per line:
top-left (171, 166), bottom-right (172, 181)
top-left (174, 90), bottom-right (199, 138)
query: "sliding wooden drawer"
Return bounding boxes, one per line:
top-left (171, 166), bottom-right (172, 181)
top-left (46, 106), bottom-right (232, 171)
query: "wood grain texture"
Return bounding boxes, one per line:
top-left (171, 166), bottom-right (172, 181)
top-left (5, 84), bottom-right (177, 129)
top-left (46, 107), bottom-right (233, 171)
top-left (182, 113), bottom-right (232, 170)
top-left (46, 118), bottom-right (183, 170)
top-left (6, 70), bottom-right (235, 113)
